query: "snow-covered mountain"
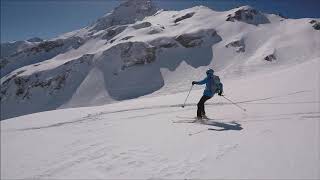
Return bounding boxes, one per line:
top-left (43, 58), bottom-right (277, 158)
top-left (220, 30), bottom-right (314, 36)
top-left (1, 0), bottom-right (319, 120)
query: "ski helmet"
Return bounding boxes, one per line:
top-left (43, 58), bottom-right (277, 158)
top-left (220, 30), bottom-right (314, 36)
top-left (206, 68), bottom-right (214, 75)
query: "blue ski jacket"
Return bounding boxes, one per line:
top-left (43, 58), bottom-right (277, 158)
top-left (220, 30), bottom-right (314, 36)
top-left (194, 74), bottom-right (223, 97)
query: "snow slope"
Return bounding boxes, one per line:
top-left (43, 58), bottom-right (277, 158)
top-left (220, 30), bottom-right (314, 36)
top-left (1, 0), bottom-right (320, 120)
top-left (1, 1), bottom-right (320, 177)
top-left (1, 57), bottom-right (319, 179)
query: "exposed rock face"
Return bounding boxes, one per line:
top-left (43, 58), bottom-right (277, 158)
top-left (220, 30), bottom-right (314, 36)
top-left (121, 42), bottom-right (156, 68)
top-left (147, 27), bottom-right (163, 34)
top-left (175, 29), bottom-right (221, 48)
top-left (264, 54), bottom-right (276, 62)
top-left (226, 6), bottom-right (270, 25)
top-left (132, 22), bottom-right (152, 29)
top-left (309, 20), bottom-right (317, 24)
top-left (28, 40), bottom-right (64, 53)
top-left (149, 38), bottom-right (178, 49)
top-left (121, 36), bottom-right (134, 40)
top-left (101, 25), bottom-right (128, 40)
top-left (174, 12), bottom-right (195, 23)
top-left (0, 54), bottom-right (93, 103)
top-left (310, 20), bottom-right (320, 30)
top-left (106, 42), bottom-right (156, 69)
top-left (225, 39), bottom-right (245, 53)
top-left (12, 37), bottom-right (84, 57)
top-left (175, 35), bottom-right (202, 48)
top-left (1, 37), bottom-right (85, 78)
top-left (1, 40), bottom-right (39, 58)
top-left (313, 23), bottom-right (320, 30)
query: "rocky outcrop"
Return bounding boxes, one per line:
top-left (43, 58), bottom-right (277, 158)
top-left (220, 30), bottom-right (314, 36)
top-left (175, 29), bottom-right (221, 48)
top-left (225, 39), bottom-right (245, 53)
top-left (104, 42), bottom-right (156, 69)
top-left (121, 42), bottom-right (156, 68)
top-left (121, 36), bottom-right (134, 40)
top-left (264, 54), bottom-right (276, 62)
top-left (132, 22), bottom-right (152, 29)
top-left (226, 6), bottom-right (270, 25)
top-left (310, 20), bottom-right (320, 30)
top-left (13, 37), bottom-right (84, 56)
top-left (101, 25), bottom-right (128, 40)
top-left (1, 40), bottom-right (39, 58)
top-left (147, 27), bottom-right (163, 34)
top-left (1, 37), bottom-right (85, 78)
top-left (175, 35), bottom-right (202, 48)
top-left (174, 12), bottom-right (195, 23)
top-left (0, 54), bottom-right (93, 103)
top-left (150, 38), bottom-right (178, 49)
top-left (28, 40), bottom-right (64, 53)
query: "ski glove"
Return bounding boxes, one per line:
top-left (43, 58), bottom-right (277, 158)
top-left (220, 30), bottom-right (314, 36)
top-left (218, 90), bottom-right (223, 96)
top-left (192, 81), bottom-right (196, 85)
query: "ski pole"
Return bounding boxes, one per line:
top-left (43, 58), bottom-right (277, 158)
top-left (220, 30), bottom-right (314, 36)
top-left (182, 85), bottom-right (193, 108)
top-left (222, 95), bottom-right (247, 112)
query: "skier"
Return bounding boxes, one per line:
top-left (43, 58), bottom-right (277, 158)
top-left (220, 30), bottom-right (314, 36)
top-left (192, 69), bottom-right (223, 120)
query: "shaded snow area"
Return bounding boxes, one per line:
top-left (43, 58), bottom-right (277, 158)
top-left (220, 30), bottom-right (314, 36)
top-left (1, 59), bottom-right (319, 179)
top-left (1, 0), bottom-right (320, 179)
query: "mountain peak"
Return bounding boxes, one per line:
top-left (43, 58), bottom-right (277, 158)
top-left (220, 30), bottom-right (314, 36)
top-left (90, 0), bottom-right (158, 32)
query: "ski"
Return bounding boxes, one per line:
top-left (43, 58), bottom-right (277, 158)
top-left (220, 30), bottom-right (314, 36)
top-left (174, 116), bottom-right (213, 125)
top-left (176, 116), bottom-right (213, 121)
top-left (176, 116), bottom-right (197, 120)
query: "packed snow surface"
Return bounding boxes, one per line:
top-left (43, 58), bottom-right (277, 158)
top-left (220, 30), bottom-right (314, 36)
top-left (1, 58), bottom-right (319, 179)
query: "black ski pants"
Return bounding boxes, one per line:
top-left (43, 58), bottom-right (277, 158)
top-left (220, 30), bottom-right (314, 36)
top-left (197, 95), bottom-right (212, 117)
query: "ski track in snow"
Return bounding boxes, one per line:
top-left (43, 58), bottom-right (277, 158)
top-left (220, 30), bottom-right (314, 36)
top-left (2, 94), bottom-right (320, 179)
top-left (30, 133), bottom-right (208, 179)
top-left (5, 88), bottom-right (316, 132)
top-left (7, 103), bottom-right (319, 178)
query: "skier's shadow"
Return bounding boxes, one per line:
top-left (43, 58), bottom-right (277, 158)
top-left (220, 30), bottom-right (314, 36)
top-left (205, 120), bottom-right (243, 131)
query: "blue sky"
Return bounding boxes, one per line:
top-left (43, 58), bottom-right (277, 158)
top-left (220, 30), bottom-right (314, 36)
top-left (1, 0), bottom-right (320, 42)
